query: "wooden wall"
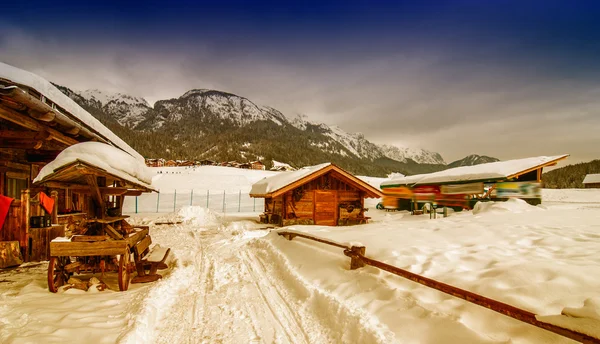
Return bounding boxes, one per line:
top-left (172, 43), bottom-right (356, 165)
top-left (265, 171), bottom-right (366, 226)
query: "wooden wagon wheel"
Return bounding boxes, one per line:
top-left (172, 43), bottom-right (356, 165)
top-left (118, 248), bottom-right (131, 291)
top-left (48, 256), bottom-right (71, 293)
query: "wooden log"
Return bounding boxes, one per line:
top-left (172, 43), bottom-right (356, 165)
top-left (0, 104), bottom-right (77, 146)
top-left (0, 241), bottom-right (23, 268)
top-left (64, 261), bottom-right (84, 272)
top-left (105, 224), bottom-right (123, 240)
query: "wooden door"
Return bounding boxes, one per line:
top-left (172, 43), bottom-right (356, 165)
top-left (314, 191), bottom-right (337, 226)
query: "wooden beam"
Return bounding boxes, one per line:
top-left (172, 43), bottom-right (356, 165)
top-left (0, 104), bottom-right (78, 146)
top-left (0, 130), bottom-right (37, 139)
top-left (29, 110), bottom-right (55, 122)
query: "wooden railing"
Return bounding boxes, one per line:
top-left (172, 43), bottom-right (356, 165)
top-left (277, 230), bottom-right (600, 344)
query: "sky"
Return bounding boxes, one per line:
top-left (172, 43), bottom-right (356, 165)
top-left (1, 0), bottom-right (599, 164)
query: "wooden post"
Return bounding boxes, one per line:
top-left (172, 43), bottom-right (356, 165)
top-left (21, 189), bottom-right (30, 261)
top-left (349, 245), bottom-right (366, 270)
top-left (50, 190), bottom-right (58, 224)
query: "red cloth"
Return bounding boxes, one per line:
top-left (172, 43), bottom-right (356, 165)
top-left (0, 194), bottom-right (14, 230)
top-left (39, 192), bottom-right (55, 214)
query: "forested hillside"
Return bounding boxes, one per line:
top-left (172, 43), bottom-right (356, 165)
top-left (543, 160), bottom-right (600, 188)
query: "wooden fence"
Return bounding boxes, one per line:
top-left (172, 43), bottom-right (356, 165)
top-left (277, 230), bottom-right (599, 344)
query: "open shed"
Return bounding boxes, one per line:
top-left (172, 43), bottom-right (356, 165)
top-left (583, 174), bottom-right (600, 188)
top-left (380, 154), bottom-right (569, 211)
top-left (250, 163), bottom-right (382, 226)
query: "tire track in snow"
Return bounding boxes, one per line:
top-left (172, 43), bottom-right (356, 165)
top-left (239, 249), bottom-right (312, 344)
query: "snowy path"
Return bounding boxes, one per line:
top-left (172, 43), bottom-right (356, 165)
top-left (138, 223), bottom-right (335, 344)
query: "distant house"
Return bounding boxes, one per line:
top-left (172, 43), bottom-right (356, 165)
top-left (165, 160), bottom-right (177, 167)
top-left (239, 163), bottom-right (252, 169)
top-left (250, 161), bottom-right (265, 170)
top-left (250, 163), bottom-right (382, 226)
top-left (178, 160), bottom-right (194, 167)
top-left (199, 159), bottom-right (215, 166)
top-left (583, 174), bottom-right (600, 188)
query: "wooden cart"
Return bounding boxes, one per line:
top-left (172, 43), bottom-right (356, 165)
top-left (34, 157), bottom-right (167, 293)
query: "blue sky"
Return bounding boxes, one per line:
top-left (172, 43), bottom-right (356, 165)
top-left (1, 0), bottom-right (599, 163)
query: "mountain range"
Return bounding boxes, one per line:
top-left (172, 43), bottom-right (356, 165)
top-left (53, 85), bottom-right (495, 176)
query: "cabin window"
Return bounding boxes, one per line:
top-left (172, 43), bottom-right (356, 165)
top-left (5, 177), bottom-right (28, 199)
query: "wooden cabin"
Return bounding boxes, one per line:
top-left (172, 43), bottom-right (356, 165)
top-left (0, 62), bottom-right (144, 265)
top-left (583, 174), bottom-right (600, 188)
top-left (250, 163), bottom-right (382, 226)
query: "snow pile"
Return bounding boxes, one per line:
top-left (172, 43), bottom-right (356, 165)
top-left (34, 142), bottom-right (154, 189)
top-left (177, 206), bottom-right (222, 227)
top-left (537, 298), bottom-right (600, 338)
top-left (472, 198), bottom-right (544, 215)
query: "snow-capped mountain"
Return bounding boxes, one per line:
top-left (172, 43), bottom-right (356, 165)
top-left (79, 89), bottom-right (151, 128)
top-left (56, 84), bottom-right (450, 176)
top-left (378, 144), bottom-right (446, 165)
top-left (448, 154), bottom-right (499, 168)
top-left (289, 114), bottom-right (443, 164)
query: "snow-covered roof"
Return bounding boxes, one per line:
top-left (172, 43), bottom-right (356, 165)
top-left (583, 174), bottom-right (600, 184)
top-left (0, 62), bottom-right (143, 161)
top-left (381, 154), bottom-right (569, 187)
top-left (34, 142), bottom-right (155, 191)
top-left (251, 162), bottom-right (382, 198)
top-left (251, 163), bottom-right (331, 196)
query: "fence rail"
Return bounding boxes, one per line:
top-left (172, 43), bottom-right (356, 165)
top-left (123, 189), bottom-right (264, 214)
top-left (277, 231), bottom-right (599, 344)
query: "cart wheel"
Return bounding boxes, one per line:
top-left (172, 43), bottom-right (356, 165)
top-left (118, 249), bottom-right (131, 291)
top-left (48, 256), bottom-right (71, 293)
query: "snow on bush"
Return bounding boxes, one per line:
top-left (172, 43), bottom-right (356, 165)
top-left (472, 198), bottom-right (543, 215)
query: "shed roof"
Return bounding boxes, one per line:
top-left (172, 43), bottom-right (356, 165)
top-left (583, 174), bottom-right (600, 184)
top-left (0, 61), bottom-right (143, 161)
top-left (381, 154), bottom-right (569, 188)
top-left (33, 142), bottom-right (156, 192)
top-left (250, 163), bottom-right (382, 198)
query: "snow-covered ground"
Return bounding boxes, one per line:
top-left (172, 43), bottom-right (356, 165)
top-left (1, 167), bottom-right (600, 343)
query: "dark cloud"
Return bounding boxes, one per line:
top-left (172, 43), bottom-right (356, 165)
top-left (1, 1), bottom-right (599, 164)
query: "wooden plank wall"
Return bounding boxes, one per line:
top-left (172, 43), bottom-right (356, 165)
top-left (278, 172), bottom-right (364, 226)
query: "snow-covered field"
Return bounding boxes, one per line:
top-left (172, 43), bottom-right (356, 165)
top-left (1, 167), bottom-right (600, 343)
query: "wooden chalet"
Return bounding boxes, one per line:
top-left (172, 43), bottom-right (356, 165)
top-left (250, 163), bottom-right (382, 226)
top-left (583, 174), bottom-right (600, 188)
top-left (165, 160), bottom-right (176, 167)
top-left (0, 62), bottom-right (145, 266)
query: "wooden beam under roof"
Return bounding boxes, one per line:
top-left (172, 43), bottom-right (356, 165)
top-left (0, 104), bottom-right (78, 146)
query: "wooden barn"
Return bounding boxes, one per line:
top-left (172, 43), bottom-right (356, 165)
top-left (0, 61), bottom-right (145, 266)
top-left (583, 174), bottom-right (600, 188)
top-left (250, 163), bottom-right (382, 226)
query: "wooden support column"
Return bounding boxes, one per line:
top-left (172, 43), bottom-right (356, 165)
top-left (50, 190), bottom-right (58, 224)
top-left (21, 189), bottom-right (30, 261)
top-left (85, 175), bottom-right (105, 218)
